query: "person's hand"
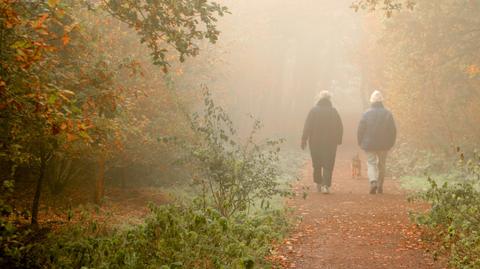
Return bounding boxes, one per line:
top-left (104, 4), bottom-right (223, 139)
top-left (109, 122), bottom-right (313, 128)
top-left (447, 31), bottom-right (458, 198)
top-left (301, 141), bottom-right (306, 150)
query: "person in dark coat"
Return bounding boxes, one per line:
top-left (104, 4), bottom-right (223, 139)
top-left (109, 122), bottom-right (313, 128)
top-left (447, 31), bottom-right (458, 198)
top-left (302, 91), bottom-right (343, 194)
top-left (357, 90), bottom-right (397, 194)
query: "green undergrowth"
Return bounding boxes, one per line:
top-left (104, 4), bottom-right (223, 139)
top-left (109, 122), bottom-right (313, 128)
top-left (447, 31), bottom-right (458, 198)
top-left (399, 173), bottom-right (459, 192)
top-left (1, 202), bottom-right (291, 269)
top-left (162, 148), bottom-right (306, 212)
top-left (1, 91), bottom-right (298, 268)
top-left (389, 144), bottom-right (457, 178)
top-left (261, 148), bottom-right (308, 211)
top-left (404, 149), bottom-right (480, 268)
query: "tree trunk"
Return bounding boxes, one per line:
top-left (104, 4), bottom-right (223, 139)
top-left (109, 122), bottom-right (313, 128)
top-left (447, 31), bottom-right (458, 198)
top-left (31, 154), bottom-right (47, 225)
top-left (94, 153), bottom-right (106, 205)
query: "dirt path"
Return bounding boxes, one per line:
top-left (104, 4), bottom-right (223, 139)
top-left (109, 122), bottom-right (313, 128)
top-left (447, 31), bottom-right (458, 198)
top-left (275, 149), bottom-right (446, 269)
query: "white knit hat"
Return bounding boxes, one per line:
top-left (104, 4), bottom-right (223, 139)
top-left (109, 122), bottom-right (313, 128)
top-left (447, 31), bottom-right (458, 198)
top-left (370, 90), bottom-right (384, 103)
top-left (315, 90), bottom-right (331, 104)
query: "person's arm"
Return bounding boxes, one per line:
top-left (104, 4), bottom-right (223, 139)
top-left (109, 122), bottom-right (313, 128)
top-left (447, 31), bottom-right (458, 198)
top-left (301, 110), bottom-right (314, 150)
top-left (334, 109), bottom-right (343, 145)
top-left (357, 113), bottom-right (367, 147)
top-left (387, 113), bottom-right (397, 149)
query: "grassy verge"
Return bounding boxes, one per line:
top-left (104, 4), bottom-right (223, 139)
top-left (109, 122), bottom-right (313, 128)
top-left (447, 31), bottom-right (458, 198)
top-left (267, 148), bottom-right (308, 210)
top-left (399, 175), bottom-right (450, 192)
top-left (399, 170), bottom-right (476, 192)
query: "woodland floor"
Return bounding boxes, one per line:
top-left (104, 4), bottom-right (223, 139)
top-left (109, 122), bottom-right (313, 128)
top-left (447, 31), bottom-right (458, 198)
top-left (13, 185), bottom-right (169, 228)
top-left (273, 149), bottom-right (447, 269)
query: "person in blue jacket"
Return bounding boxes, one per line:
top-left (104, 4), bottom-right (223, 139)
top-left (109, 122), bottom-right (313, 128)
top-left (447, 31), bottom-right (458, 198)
top-left (302, 91), bottom-right (343, 194)
top-left (357, 90), bottom-right (397, 194)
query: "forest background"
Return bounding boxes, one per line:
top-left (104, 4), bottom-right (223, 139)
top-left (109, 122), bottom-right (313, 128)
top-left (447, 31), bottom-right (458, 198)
top-left (1, 0), bottom-right (480, 268)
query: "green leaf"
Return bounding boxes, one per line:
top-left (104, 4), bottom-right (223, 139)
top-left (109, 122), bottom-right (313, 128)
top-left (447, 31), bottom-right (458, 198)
top-left (47, 94), bottom-right (58, 104)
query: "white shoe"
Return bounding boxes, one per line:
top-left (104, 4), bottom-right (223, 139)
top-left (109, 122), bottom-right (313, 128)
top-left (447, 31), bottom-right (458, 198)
top-left (323, 186), bottom-right (330, 194)
top-left (316, 184), bottom-right (322, 192)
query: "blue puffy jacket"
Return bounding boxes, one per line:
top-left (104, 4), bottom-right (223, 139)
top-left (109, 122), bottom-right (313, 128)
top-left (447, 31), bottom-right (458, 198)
top-left (357, 102), bottom-right (396, 151)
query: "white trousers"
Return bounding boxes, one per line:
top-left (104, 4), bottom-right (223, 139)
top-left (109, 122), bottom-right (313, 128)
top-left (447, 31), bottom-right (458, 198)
top-left (366, 151), bottom-right (388, 188)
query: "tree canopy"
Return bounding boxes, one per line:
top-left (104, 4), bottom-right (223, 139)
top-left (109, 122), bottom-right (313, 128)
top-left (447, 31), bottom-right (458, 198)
top-left (0, 0), bottom-right (227, 224)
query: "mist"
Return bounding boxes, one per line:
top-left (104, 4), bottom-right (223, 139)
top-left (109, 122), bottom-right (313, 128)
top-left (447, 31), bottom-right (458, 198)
top-left (2, 1), bottom-right (479, 268)
top-left (175, 0), bottom-right (368, 147)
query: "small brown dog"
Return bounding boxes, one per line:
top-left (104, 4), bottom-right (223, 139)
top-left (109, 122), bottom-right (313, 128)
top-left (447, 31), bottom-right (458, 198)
top-left (351, 153), bottom-right (361, 179)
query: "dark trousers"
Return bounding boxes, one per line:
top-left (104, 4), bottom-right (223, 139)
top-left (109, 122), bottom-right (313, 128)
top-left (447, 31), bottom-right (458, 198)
top-left (310, 145), bottom-right (337, 187)
top-left (313, 165), bottom-right (333, 187)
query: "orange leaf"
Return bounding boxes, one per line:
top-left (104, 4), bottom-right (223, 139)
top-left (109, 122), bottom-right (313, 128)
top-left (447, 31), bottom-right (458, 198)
top-left (33, 13), bottom-right (49, 29)
top-left (66, 133), bottom-right (77, 142)
top-left (62, 35), bottom-right (70, 46)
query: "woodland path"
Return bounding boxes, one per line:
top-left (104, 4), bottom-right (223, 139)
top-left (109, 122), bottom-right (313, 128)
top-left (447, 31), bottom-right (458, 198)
top-left (275, 149), bottom-right (446, 269)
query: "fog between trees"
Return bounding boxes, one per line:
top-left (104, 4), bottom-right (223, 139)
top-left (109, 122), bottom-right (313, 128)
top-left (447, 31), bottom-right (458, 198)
top-left (185, 0), bottom-right (366, 146)
top-left (1, 0), bottom-right (480, 267)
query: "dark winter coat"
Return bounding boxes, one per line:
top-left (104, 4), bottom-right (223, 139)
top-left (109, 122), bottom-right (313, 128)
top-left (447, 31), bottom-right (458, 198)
top-left (302, 99), bottom-right (343, 170)
top-left (357, 102), bottom-right (397, 151)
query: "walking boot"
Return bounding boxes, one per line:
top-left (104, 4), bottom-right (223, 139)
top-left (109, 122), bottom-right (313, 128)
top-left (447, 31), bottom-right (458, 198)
top-left (377, 185), bottom-right (383, 194)
top-left (377, 179), bottom-right (384, 194)
top-left (369, 181), bottom-right (377, 195)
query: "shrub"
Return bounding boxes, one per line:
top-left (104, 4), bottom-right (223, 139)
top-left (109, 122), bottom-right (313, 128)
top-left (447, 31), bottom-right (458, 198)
top-left (0, 203), bottom-right (290, 269)
top-left (412, 150), bottom-right (480, 268)
top-left (165, 89), bottom-right (291, 217)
